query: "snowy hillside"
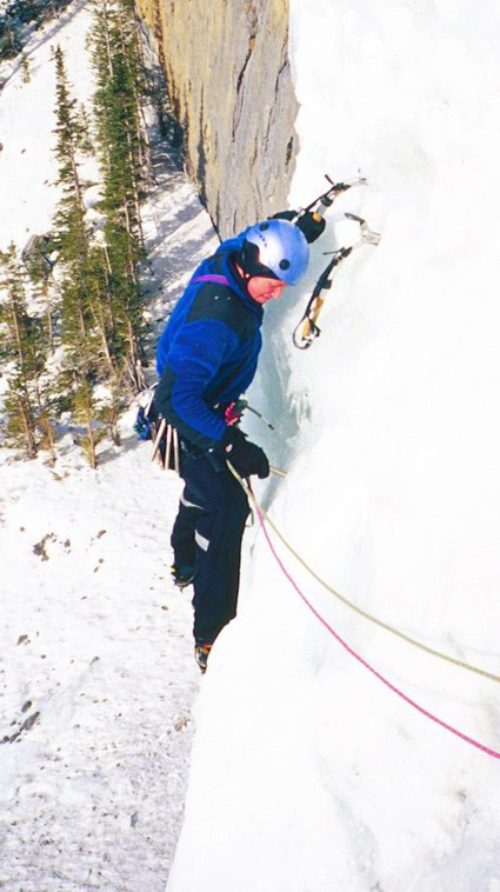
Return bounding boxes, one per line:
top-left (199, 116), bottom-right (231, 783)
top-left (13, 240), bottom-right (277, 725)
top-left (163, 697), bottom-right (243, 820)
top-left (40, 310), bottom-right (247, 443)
top-left (167, 2), bottom-right (500, 891)
top-left (2, 1), bottom-right (500, 891)
top-left (0, 3), bottom-right (217, 889)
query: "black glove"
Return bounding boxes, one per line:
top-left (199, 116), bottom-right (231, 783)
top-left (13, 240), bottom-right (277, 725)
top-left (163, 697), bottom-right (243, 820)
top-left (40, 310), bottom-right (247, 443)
top-left (273, 209), bottom-right (326, 244)
top-left (214, 427), bottom-right (270, 479)
top-left (296, 210), bottom-right (326, 244)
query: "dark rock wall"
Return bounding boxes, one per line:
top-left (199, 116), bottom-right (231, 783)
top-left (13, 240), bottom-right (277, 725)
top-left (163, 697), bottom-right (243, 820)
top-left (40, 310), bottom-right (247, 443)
top-left (136, 0), bottom-right (298, 237)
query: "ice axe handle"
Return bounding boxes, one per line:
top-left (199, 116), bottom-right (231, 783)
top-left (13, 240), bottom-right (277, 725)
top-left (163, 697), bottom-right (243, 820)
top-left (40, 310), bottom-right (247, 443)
top-left (270, 465), bottom-right (287, 478)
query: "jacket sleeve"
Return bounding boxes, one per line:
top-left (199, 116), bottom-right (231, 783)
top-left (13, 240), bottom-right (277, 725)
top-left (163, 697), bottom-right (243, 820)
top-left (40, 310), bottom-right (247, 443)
top-left (154, 319), bottom-right (239, 450)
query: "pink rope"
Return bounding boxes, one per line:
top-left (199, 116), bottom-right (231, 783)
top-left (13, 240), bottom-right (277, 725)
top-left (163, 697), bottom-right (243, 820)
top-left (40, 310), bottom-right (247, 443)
top-left (253, 497), bottom-right (500, 760)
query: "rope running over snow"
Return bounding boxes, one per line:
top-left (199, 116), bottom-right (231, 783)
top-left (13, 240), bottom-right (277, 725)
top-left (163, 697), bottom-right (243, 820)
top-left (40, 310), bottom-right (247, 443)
top-left (227, 464), bottom-right (500, 685)
top-left (226, 463), bottom-right (500, 759)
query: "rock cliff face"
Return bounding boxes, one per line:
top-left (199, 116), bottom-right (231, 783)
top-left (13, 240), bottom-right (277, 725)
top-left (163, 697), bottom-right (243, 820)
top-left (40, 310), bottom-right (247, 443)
top-left (135, 0), bottom-right (297, 237)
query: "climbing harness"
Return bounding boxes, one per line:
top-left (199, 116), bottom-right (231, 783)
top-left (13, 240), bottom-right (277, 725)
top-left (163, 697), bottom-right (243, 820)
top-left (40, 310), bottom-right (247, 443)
top-left (293, 212), bottom-right (381, 349)
top-left (133, 386), bottom-right (181, 472)
top-left (150, 418), bottom-right (180, 472)
top-left (227, 462), bottom-right (500, 759)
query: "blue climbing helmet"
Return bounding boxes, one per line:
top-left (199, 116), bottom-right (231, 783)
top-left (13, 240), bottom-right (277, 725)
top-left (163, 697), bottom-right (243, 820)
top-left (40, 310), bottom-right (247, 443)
top-left (239, 219), bottom-right (309, 286)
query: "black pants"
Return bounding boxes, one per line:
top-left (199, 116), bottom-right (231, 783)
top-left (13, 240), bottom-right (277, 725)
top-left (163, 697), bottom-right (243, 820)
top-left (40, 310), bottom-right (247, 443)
top-left (171, 452), bottom-right (250, 645)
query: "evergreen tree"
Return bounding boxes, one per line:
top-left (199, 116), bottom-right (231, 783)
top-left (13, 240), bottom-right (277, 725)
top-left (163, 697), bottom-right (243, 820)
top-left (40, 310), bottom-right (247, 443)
top-left (71, 375), bottom-right (99, 469)
top-left (22, 235), bottom-right (60, 358)
top-left (89, 0), bottom-right (149, 392)
top-left (1, 4), bottom-right (157, 466)
top-left (0, 244), bottom-right (55, 461)
top-left (52, 45), bottom-right (104, 466)
top-left (79, 103), bottom-right (94, 153)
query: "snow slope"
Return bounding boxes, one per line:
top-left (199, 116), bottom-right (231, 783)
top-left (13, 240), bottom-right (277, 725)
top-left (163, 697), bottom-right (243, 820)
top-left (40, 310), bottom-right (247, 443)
top-left (167, 2), bottom-right (500, 890)
top-left (2, 1), bottom-right (500, 890)
top-left (0, 4), bottom-right (217, 889)
top-left (0, 447), bottom-right (197, 891)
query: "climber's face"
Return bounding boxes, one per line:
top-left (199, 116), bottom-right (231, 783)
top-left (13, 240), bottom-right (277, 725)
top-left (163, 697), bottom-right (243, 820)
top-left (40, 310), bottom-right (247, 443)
top-left (246, 276), bottom-right (287, 304)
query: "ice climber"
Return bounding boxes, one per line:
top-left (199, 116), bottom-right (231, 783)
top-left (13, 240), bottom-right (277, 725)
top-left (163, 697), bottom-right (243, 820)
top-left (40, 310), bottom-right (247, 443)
top-left (154, 214), bottom-right (322, 672)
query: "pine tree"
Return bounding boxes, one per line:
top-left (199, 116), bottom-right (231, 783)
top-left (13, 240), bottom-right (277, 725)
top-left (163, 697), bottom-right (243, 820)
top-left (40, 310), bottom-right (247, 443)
top-left (89, 0), bottom-right (149, 392)
top-left (52, 45), bottom-right (105, 467)
top-left (22, 233), bottom-right (60, 358)
top-left (52, 44), bottom-right (86, 212)
top-left (71, 376), bottom-right (99, 469)
top-left (0, 244), bottom-right (55, 460)
top-left (79, 103), bottom-right (94, 153)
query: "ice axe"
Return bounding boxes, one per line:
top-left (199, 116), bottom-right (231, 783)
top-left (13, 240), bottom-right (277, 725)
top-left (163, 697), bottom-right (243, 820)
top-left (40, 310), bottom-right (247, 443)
top-left (293, 212), bottom-right (381, 350)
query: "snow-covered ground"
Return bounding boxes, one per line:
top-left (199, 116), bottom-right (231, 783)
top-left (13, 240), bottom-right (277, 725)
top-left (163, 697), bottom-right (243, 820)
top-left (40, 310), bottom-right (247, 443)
top-left (2, 1), bottom-right (500, 890)
top-left (0, 4), bottom-right (217, 890)
top-left (0, 447), bottom-right (197, 891)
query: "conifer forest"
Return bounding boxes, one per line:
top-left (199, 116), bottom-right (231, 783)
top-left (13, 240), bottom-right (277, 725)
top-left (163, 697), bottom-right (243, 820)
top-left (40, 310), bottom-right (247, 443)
top-left (0, 0), bottom-right (169, 468)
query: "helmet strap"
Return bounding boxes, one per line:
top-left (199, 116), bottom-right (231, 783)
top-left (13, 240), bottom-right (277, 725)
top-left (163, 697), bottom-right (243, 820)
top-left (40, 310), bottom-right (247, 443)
top-left (235, 261), bottom-right (250, 281)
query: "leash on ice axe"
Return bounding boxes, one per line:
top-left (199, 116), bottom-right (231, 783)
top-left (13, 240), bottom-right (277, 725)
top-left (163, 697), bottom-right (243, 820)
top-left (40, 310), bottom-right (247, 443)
top-left (293, 212), bottom-right (381, 350)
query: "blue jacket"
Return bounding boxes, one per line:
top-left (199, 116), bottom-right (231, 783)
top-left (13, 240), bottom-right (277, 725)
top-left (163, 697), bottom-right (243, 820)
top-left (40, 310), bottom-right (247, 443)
top-left (154, 234), bottom-right (264, 450)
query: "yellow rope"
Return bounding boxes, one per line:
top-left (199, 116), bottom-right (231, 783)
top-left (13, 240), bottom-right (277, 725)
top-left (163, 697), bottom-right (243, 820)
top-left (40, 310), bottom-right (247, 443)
top-left (228, 462), bottom-right (500, 685)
